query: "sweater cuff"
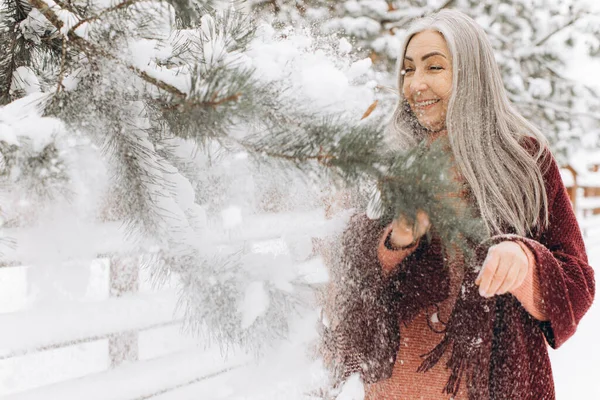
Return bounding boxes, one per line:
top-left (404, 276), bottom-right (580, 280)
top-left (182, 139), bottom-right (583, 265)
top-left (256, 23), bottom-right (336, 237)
top-left (485, 234), bottom-right (548, 321)
top-left (511, 241), bottom-right (547, 321)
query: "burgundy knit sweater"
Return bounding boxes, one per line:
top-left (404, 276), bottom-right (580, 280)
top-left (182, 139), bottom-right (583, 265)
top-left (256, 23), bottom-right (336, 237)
top-left (327, 147), bottom-right (595, 399)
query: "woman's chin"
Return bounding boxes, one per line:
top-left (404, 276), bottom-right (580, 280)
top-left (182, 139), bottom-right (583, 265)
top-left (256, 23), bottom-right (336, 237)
top-left (418, 120), bottom-right (445, 132)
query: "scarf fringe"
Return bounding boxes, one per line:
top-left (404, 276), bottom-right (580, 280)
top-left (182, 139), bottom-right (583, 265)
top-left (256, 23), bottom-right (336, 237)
top-left (417, 336), bottom-right (451, 373)
top-left (418, 267), bottom-right (495, 398)
top-left (444, 356), bottom-right (465, 395)
top-left (418, 336), bottom-right (468, 397)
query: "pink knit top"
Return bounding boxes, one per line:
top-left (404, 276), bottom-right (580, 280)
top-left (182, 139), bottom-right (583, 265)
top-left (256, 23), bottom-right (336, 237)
top-left (365, 223), bottom-right (545, 399)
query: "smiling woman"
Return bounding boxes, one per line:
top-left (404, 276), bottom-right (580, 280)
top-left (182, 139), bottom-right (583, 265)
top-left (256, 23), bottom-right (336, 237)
top-left (401, 31), bottom-right (453, 133)
top-left (324, 9), bottom-right (595, 400)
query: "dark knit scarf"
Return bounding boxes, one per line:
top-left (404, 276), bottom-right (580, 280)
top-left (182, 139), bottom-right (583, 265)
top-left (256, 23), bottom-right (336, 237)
top-left (325, 213), bottom-right (498, 399)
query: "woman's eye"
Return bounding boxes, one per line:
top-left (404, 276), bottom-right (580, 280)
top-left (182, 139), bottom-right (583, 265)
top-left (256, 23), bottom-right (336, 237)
top-left (402, 68), bottom-right (415, 74)
top-left (429, 66), bottom-right (443, 70)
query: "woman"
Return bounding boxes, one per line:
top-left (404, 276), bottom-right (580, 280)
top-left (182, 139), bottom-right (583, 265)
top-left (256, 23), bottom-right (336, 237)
top-left (325, 9), bottom-right (595, 400)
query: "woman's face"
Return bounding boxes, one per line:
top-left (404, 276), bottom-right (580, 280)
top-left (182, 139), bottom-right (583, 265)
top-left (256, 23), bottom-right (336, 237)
top-left (402, 30), bottom-right (453, 133)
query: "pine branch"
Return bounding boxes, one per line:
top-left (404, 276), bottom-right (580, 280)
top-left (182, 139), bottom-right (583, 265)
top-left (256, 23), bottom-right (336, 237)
top-left (0, 138), bottom-right (71, 205)
top-left (534, 12), bottom-right (585, 47)
top-left (28, 0), bottom-right (188, 99)
top-left (239, 140), bottom-right (337, 167)
top-left (177, 250), bottom-right (305, 353)
top-left (435, 0), bottom-right (456, 12)
top-left (517, 98), bottom-right (600, 121)
top-left (103, 120), bottom-right (169, 239)
top-left (0, 0), bottom-right (31, 105)
top-left (0, 34), bottom-right (18, 105)
top-left (27, 0), bottom-right (65, 33)
top-left (56, 35), bottom-right (67, 93)
top-left (161, 91), bottom-right (243, 111)
top-left (154, 53), bottom-right (280, 144)
top-left (52, 0), bottom-right (78, 15)
top-left (28, 0), bottom-right (257, 107)
top-left (69, 0), bottom-right (143, 34)
top-left (243, 119), bottom-right (487, 256)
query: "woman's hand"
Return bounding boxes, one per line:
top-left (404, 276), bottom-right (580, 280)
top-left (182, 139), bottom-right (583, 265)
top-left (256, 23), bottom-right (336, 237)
top-left (389, 210), bottom-right (431, 248)
top-left (475, 241), bottom-right (529, 297)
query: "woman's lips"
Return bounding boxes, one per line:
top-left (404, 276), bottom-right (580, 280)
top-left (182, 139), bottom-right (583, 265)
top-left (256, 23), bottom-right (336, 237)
top-left (413, 99), bottom-right (440, 110)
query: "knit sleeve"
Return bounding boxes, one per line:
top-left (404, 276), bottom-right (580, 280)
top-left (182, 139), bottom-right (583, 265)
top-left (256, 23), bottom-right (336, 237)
top-left (492, 152), bottom-right (595, 348)
top-left (377, 223), bottom-right (421, 274)
top-left (325, 213), bottom-right (401, 383)
top-left (512, 241), bottom-right (546, 321)
top-left (326, 213), bottom-right (447, 383)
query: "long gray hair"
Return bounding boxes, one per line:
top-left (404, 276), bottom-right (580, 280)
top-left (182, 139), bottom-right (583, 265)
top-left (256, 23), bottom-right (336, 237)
top-left (388, 9), bottom-right (549, 236)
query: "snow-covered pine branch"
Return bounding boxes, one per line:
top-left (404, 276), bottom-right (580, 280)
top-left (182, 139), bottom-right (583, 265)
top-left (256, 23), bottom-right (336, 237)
top-left (0, 0), bottom-right (529, 359)
top-left (0, 0), bottom-right (386, 355)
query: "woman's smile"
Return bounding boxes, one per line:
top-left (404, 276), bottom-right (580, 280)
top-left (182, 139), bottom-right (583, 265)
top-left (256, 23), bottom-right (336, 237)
top-left (413, 99), bottom-right (440, 111)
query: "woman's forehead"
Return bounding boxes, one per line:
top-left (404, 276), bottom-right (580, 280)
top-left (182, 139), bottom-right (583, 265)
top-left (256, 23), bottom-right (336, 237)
top-left (405, 30), bottom-right (450, 59)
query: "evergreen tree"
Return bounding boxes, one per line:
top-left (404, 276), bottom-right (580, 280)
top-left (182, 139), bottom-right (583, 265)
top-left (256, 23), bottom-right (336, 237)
top-left (0, 0), bottom-right (485, 356)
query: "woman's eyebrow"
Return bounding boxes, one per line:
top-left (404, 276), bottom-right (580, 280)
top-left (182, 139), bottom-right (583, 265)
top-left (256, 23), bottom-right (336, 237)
top-left (404, 51), bottom-right (447, 62)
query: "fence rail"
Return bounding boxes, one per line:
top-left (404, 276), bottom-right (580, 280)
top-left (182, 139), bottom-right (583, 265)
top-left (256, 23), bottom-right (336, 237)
top-left (0, 255), bottom-right (254, 399)
top-left (0, 209), bottom-right (337, 399)
top-left (562, 165), bottom-right (600, 240)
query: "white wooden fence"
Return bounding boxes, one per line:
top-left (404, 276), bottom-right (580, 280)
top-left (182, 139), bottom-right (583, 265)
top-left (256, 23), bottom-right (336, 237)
top-left (562, 166), bottom-right (600, 245)
top-left (0, 255), bottom-right (210, 399)
top-left (0, 210), bottom-right (333, 399)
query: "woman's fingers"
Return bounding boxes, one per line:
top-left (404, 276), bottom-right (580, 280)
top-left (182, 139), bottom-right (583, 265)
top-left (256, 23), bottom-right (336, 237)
top-left (476, 248), bottom-right (500, 297)
top-left (512, 260), bottom-right (529, 290)
top-left (389, 216), bottom-right (416, 248)
top-left (495, 262), bottom-right (520, 295)
top-left (390, 210), bottom-right (430, 247)
top-left (476, 242), bottom-right (530, 297)
top-left (415, 210), bottom-right (431, 237)
top-left (391, 215), bottom-right (413, 235)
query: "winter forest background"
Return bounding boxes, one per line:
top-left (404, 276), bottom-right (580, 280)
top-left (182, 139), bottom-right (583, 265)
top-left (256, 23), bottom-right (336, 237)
top-left (1, 0), bottom-right (599, 398)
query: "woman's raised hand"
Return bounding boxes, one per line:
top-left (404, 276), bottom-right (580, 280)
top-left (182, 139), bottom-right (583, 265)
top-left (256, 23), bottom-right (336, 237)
top-left (389, 210), bottom-right (431, 249)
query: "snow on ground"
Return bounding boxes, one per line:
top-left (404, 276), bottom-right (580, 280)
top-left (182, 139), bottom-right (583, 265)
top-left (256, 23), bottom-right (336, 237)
top-left (550, 243), bottom-right (600, 399)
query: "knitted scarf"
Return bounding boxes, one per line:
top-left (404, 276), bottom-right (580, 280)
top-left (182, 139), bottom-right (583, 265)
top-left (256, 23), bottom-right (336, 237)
top-left (324, 214), bottom-right (497, 399)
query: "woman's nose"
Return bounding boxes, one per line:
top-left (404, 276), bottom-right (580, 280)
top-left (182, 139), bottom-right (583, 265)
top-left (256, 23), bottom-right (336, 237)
top-left (409, 77), bottom-right (428, 97)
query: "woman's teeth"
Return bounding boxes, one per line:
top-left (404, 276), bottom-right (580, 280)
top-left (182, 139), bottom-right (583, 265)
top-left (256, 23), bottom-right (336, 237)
top-left (416, 99), bottom-right (439, 107)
